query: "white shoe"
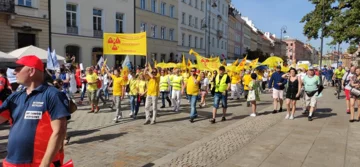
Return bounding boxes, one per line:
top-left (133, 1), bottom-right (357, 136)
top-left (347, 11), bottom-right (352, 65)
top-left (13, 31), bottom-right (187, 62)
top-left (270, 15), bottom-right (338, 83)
top-left (113, 116), bottom-right (121, 121)
top-left (289, 115), bottom-right (294, 120)
top-left (129, 112), bottom-right (133, 117)
top-left (285, 114), bottom-right (290, 119)
top-left (250, 113), bottom-right (256, 117)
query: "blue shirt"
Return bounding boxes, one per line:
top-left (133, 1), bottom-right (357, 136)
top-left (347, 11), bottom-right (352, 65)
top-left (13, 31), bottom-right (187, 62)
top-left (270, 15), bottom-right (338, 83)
top-left (0, 84), bottom-right (70, 164)
top-left (268, 71), bottom-right (287, 90)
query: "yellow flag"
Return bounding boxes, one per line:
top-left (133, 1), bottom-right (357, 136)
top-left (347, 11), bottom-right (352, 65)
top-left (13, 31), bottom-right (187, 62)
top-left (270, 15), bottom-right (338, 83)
top-left (236, 56), bottom-right (247, 71)
top-left (249, 58), bottom-right (259, 68)
top-left (182, 54), bottom-right (186, 69)
top-left (103, 32), bottom-right (147, 55)
top-left (231, 59), bottom-right (239, 66)
top-left (187, 59), bottom-right (193, 67)
top-left (101, 58), bottom-right (107, 74)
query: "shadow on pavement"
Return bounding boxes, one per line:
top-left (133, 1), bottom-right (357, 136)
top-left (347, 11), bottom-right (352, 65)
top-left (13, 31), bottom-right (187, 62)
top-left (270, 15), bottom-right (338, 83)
top-left (67, 129), bottom-right (100, 138)
top-left (69, 132), bottom-right (127, 145)
top-left (142, 163), bottom-right (155, 167)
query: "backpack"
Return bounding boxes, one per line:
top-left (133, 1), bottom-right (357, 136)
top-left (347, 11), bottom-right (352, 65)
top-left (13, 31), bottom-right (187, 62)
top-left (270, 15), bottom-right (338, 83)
top-left (0, 77), bottom-right (12, 101)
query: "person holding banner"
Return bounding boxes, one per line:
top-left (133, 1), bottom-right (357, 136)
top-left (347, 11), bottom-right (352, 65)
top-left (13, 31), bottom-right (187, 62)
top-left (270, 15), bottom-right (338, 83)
top-left (144, 67), bottom-right (160, 125)
top-left (210, 66), bottom-right (231, 124)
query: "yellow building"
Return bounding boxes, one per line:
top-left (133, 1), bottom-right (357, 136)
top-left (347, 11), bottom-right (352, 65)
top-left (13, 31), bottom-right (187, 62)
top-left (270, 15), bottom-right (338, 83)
top-left (0, 0), bottom-right (49, 52)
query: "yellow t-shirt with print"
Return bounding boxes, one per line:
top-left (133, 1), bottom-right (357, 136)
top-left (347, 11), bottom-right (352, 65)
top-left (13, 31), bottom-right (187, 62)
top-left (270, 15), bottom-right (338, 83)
top-left (147, 75), bottom-right (160, 96)
top-left (111, 75), bottom-right (125, 96)
top-left (242, 74), bottom-right (252, 90)
top-left (138, 80), bottom-right (147, 95)
top-left (186, 75), bottom-right (200, 96)
top-left (128, 79), bottom-right (138, 96)
top-left (86, 73), bottom-right (98, 92)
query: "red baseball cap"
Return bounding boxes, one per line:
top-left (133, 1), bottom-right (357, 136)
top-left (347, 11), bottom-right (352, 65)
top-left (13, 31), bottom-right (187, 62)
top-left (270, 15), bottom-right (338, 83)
top-left (15, 55), bottom-right (44, 72)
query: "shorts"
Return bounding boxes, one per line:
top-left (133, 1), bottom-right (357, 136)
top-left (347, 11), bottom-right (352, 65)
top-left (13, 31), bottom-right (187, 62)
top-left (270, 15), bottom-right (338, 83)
top-left (201, 91), bottom-right (207, 96)
top-left (345, 89), bottom-right (350, 100)
top-left (3, 159), bottom-right (61, 167)
top-left (213, 92), bottom-right (227, 109)
top-left (273, 88), bottom-right (284, 99)
top-left (305, 93), bottom-right (317, 107)
top-left (87, 91), bottom-right (97, 104)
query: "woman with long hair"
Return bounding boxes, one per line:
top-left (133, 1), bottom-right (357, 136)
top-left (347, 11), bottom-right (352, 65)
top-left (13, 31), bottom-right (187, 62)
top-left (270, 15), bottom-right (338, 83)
top-left (349, 67), bottom-right (360, 122)
top-left (199, 72), bottom-right (209, 107)
top-left (282, 68), bottom-right (302, 120)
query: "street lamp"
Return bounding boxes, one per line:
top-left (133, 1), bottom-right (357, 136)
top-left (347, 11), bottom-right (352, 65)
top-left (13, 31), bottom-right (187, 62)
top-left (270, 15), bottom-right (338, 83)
top-left (319, 0), bottom-right (325, 84)
top-left (280, 25), bottom-right (287, 40)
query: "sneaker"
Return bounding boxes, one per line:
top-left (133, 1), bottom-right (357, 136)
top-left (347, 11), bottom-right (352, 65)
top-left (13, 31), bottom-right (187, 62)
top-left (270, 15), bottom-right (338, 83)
top-left (302, 110), bottom-right (309, 115)
top-left (113, 115), bottom-right (121, 121)
top-left (221, 117), bottom-right (226, 121)
top-left (308, 116), bottom-right (313, 121)
top-left (150, 121), bottom-right (156, 125)
top-left (94, 107), bottom-right (100, 113)
top-left (346, 109), bottom-right (350, 114)
top-left (285, 114), bottom-right (290, 119)
top-left (209, 118), bottom-right (216, 124)
top-left (250, 113), bottom-right (256, 117)
top-left (160, 106), bottom-right (165, 108)
top-left (279, 108), bottom-right (283, 112)
top-left (190, 118), bottom-right (194, 123)
top-left (272, 110), bottom-right (277, 114)
top-left (144, 120), bottom-right (150, 125)
top-left (199, 104), bottom-right (202, 108)
top-left (129, 112), bottom-right (133, 117)
top-left (289, 115), bottom-right (294, 120)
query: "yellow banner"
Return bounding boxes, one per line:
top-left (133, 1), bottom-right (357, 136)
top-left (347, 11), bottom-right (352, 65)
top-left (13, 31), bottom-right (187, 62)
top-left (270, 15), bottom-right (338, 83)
top-left (249, 58), bottom-right (259, 68)
top-left (103, 32), bottom-right (147, 55)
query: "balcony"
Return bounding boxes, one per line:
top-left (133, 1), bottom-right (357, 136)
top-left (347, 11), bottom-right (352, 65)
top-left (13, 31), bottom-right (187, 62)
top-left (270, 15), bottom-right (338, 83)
top-left (94, 30), bottom-right (103, 38)
top-left (217, 30), bottom-right (223, 39)
top-left (0, 0), bottom-right (15, 14)
top-left (67, 26), bottom-right (78, 35)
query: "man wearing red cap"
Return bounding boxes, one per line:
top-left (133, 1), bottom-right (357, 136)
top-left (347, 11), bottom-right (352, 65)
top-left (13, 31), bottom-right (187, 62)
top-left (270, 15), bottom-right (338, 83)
top-left (0, 55), bottom-right (70, 167)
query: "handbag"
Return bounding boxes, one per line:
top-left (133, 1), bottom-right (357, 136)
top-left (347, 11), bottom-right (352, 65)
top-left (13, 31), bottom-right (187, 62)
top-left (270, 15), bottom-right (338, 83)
top-left (69, 98), bottom-right (77, 114)
top-left (247, 90), bottom-right (256, 101)
top-left (350, 88), bottom-right (360, 97)
top-left (305, 90), bottom-right (318, 97)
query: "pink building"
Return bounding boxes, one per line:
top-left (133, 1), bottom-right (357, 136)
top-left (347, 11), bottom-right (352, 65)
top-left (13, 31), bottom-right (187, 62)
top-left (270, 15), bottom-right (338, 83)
top-left (283, 38), bottom-right (312, 64)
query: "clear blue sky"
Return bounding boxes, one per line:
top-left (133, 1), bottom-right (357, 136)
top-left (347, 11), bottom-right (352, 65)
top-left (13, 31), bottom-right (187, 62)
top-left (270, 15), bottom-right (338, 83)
top-left (233, 0), bottom-right (349, 53)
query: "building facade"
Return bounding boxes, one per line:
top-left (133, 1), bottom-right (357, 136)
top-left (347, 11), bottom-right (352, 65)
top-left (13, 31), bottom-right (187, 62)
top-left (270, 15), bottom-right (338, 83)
top-left (51, 0), bottom-right (134, 68)
top-left (136, 0), bottom-right (178, 66)
top-left (205, 0), bottom-right (230, 58)
top-left (227, 5), bottom-right (238, 60)
top-left (178, 0), bottom-right (205, 61)
top-left (284, 38), bottom-right (312, 64)
top-left (0, 0), bottom-right (49, 52)
top-left (242, 20), bottom-right (251, 54)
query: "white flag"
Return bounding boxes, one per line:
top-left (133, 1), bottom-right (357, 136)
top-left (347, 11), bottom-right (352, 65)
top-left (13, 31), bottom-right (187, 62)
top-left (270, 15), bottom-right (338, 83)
top-left (46, 48), bottom-right (54, 70)
top-left (97, 56), bottom-right (104, 68)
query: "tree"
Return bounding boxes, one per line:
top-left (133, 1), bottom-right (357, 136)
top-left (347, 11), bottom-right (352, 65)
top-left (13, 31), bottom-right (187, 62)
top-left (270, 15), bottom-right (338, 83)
top-left (300, 0), bottom-right (360, 45)
top-left (347, 44), bottom-right (358, 54)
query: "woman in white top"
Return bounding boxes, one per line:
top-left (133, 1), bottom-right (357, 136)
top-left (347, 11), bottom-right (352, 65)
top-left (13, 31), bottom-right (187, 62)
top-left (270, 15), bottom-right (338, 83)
top-left (199, 72), bottom-right (209, 107)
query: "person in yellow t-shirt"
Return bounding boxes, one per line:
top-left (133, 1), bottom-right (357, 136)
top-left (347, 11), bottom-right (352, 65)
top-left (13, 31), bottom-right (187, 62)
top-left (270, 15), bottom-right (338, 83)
top-left (242, 70), bottom-right (252, 107)
top-left (128, 71), bottom-right (139, 119)
top-left (230, 71), bottom-right (241, 100)
top-left (105, 68), bottom-right (125, 123)
top-left (144, 67), bottom-right (160, 125)
top-left (182, 69), bottom-right (190, 100)
top-left (137, 73), bottom-right (147, 106)
top-left (85, 67), bottom-right (99, 113)
top-left (183, 67), bottom-right (201, 123)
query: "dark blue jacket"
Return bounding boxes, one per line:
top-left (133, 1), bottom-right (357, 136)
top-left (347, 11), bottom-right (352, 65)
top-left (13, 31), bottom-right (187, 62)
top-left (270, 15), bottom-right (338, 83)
top-left (268, 71), bottom-right (287, 90)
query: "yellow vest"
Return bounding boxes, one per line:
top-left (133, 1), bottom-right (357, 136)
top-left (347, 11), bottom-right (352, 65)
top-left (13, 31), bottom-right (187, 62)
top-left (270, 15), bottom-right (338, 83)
top-left (172, 75), bottom-right (183, 90)
top-left (215, 74), bottom-right (228, 93)
top-left (160, 76), bottom-right (169, 91)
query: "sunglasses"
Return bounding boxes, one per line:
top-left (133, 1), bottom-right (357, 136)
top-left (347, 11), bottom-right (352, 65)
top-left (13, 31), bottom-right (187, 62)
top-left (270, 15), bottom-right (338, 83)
top-left (191, 70), bottom-right (196, 72)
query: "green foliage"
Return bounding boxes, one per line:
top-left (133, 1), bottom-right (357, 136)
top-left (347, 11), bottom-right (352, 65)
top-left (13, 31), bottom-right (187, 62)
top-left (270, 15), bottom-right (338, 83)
top-left (300, 0), bottom-right (360, 44)
top-left (347, 44), bottom-right (358, 54)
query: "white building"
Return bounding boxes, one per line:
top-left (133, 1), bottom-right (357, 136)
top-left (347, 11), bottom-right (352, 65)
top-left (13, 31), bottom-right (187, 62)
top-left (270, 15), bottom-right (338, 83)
top-left (51, 0), bottom-right (134, 68)
top-left (205, 0), bottom-right (230, 58)
top-left (178, 0), bottom-right (206, 61)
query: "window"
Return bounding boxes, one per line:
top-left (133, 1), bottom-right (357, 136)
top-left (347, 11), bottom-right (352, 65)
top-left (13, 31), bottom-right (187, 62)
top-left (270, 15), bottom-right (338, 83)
top-left (217, 22), bottom-right (220, 30)
top-left (151, 25), bottom-right (157, 38)
top-left (200, 38), bottom-right (203, 49)
top-left (18, 0), bottom-right (31, 7)
top-left (212, 18), bottom-right (215, 29)
top-left (221, 41), bottom-right (223, 49)
top-left (140, 22), bottom-right (146, 32)
top-left (161, 27), bottom-right (166, 39)
top-left (212, 38), bottom-right (215, 47)
top-left (161, 2), bottom-right (166, 15)
top-left (218, 2), bottom-right (220, 11)
top-left (225, 42), bottom-right (227, 50)
top-left (195, 0), bottom-right (198, 8)
top-left (188, 35), bottom-right (192, 47)
top-left (201, 1), bottom-right (204, 11)
top-left (140, 0), bottom-right (146, 9)
top-left (189, 0), bottom-right (192, 6)
top-left (194, 17), bottom-right (198, 28)
top-left (66, 4), bottom-right (77, 27)
top-left (151, 0), bottom-right (156, 12)
top-left (182, 33), bottom-right (185, 46)
top-left (169, 29), bottom-right (174, 41)
top-left (222, 4), bottom-right (224, 15)
top-left (182, 12), bottom-right (185, 24)
top-left (195, 37), bottom-right (198, 48)
top-left (93, 9), bottom-right (102, 31)
top-left (116, 13), bottom-right (124, 33)
top-left (170, 5), bottom-right (174, 18)
top-left (189, 15), bottom-right (192, 26)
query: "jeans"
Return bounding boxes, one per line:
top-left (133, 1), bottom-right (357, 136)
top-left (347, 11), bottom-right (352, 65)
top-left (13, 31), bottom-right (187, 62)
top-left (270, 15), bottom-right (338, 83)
top-left (161, 91), bottom-right (171, 107)
top-left (80, 83), bottom-right (87, 101)
top-left (129, 95), bottom-right (140, 115)
top-left (96, 88), bottom-right (106, 104)
top-left (213, 92), bottom-right (228, 109)
top-left (190, 95), bottom-right (198, 118)
top-left (145, 96), bottom-right (158, 122)
top-left (103, 83), bottom-right (109, 99)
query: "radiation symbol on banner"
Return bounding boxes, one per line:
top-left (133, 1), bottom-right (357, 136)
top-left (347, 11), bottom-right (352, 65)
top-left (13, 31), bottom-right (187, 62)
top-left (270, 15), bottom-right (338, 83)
top-left (107, 37), bottom-right (121, 51)
top-left (201, 59), bottom-right (209, 67)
